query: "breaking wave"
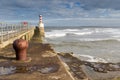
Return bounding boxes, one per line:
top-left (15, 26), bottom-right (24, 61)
top-left (74, 54), bottom-right (108, 63)
top-left (45, 28), bottom-right (120, 41)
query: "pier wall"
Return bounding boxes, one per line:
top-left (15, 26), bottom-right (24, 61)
top-left (0, 28), bottom-right (34, 48)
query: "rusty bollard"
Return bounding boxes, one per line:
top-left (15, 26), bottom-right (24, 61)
top-left (13, 39), bottom-right (28, 61)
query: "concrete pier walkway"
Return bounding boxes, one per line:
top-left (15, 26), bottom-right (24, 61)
top-left (0, 42), bottom-right (74, 80)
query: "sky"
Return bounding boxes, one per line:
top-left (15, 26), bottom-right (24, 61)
top-left (0, 0), bottom-right (120, 26)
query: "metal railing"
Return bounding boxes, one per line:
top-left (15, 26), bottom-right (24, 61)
top-left (0, 23), bottom-right (33, 43)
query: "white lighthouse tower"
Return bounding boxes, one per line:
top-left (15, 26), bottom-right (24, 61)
top-left (39, 15), bottom-right (45, 37)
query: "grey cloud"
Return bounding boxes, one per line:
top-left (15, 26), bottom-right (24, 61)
top-left (0, 0), bottom-right (120, 21)
top-left (1, 0), bottom-right (120, 10)
top-left (79, 0), bottom-right (120, 10)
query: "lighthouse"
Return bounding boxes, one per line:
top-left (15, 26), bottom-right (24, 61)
top-left (39, 15), bottom-right (45, 37)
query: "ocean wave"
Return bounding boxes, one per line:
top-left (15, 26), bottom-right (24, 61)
top-left (45, 28), bottom-right (94, 38)
top-left (76, 54), bottom-right (108, 63)
top-left (45, 28), bottom-right (120, 41)
top-left (63, 29), bottom-right (80, 32)
top-left (45, 33), bottom-right (66, 38)
top-left (74, 32), bottom-right (93, 35)
top-left (78, 38), bottom-right (119, 42)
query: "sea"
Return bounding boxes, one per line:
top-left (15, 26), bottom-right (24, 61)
top-left (44, 26), bottom-right (120, 63)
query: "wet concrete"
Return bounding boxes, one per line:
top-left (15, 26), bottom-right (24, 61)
top-left (0, 43), bottom-right (73, 80)
top-left (0, 63), bottom-right (60, 76)
top-left (0, 43), bottom-right (120, 80)
top-left (0, 66), bottom-right (15, 76)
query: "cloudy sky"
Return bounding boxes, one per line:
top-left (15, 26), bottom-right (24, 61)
top-left (0, 0), bottom-right (120, 26)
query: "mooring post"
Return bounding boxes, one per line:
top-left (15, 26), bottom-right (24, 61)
top-left (13, 39), bottom-right (28, 61)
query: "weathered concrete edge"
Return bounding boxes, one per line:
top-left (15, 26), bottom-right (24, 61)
top-left (56, 54), bottom-right (75, 80)
top-left (0, 28), bottom-right (35, 48)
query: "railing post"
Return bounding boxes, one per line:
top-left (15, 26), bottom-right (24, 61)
top-left (15, 24), bottom-right (17, 37)
top-left (0, 23), bottom-right (2, 43)
top-left (27, 23), bottom-right (29, 31)
top-left (19, 24), bottom-right (21, 34)
top-left (7, 24), bottom-right (9, 41)
top-left (1, 23), bottom-right (3, 43)
top-left (11, 24), bottom-right (13, 38)
top-left (10, 24), bottom-right (12, 38)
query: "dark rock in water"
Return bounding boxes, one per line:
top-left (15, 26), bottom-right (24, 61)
top-left (109, 64), bottom-right (120, 69)
top-left (94, 67), bottom-right (108, 73)
top-left (58, 53), bottom-right (89, 80)
top-left (84, 62), bottom-right (120, 73)
top-left (59, 53), bottom-right (120, 75)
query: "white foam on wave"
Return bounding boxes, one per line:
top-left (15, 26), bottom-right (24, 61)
top-left (74, 54), bottom-right (108, 63)
top-left (93, 28), bottom-right (119, 33)
top-left (45, 28), bottom-right (120, 41)
top-left (45, 29), bottom-right (80, 38)
top-left (45, 28), bottom-right (94, 38)
top-left (116, 39), bottom-right (120, 41)
top-left (63, 29), bottom-right (79, 32)
top-left (45, 30), bottom-right (66, 38)
top-left (74, 32), bottom-right (93, 35)
top-left (78, 38), bottom-right (116, 42)
top-left (45, 32), bottom-right (66, 38)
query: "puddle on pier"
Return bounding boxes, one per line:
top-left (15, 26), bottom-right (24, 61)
top-left (0, 66), bottom-right (15, 75)
top-left (0, 64), bottom-right (60, 76)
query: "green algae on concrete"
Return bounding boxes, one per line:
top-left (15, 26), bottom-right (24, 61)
top-left (31, 26), bottom-right (44, 43)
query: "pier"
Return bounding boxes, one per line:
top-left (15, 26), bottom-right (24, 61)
top-left (0, 42), bottom-right (74, 80)
top-left (0, 21), bottom-right (76, 80)
top-left (0, 22), bottom-right (34, 48)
